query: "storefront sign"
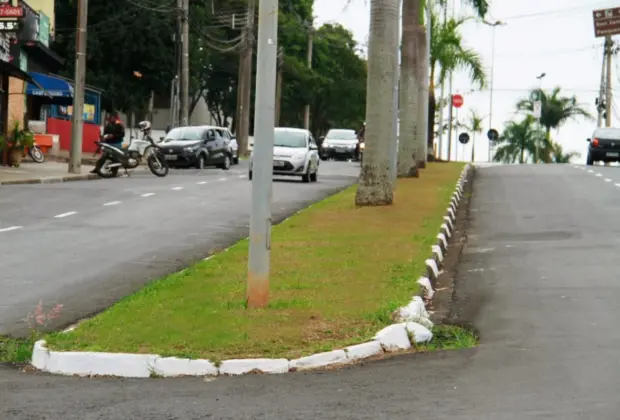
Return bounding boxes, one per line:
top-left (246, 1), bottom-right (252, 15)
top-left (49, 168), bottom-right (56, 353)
top-left (0, 0), bottom-right (21, 34)
top-left (0, 20), bottom-right (17, 31)
top-left (38, 12), bottom-right (48, 46)
top-left (0, 32), bottom-right (12, 62)
top-left (63, 104), bottom-right (96, 122)
top-left (17, 0), bottom-right (36, 41)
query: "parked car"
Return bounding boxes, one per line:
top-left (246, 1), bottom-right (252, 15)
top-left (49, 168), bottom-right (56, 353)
top-left (214, 127), bottom-right (239, 164)
top-left (160, 125), bottom-right (232, 170)
top-left (249, 127), bottom-right (319, 182)
top-left (587, 127), bottom-right (620, 165)
top-left (320, 128), bottom-right (359, 161)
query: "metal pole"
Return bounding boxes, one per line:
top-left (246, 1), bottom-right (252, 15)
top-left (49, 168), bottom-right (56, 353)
top-left (247, 0), bottom-right (278, 308)
top-left (446, 95), bottom-right (453, 161)
top-left (68, 0), bottom-right (88, 174)
top-left (605, 36), bottom-right (613, 128)
top-left (597, 43), bottom-right (607, 127)
top-left (389, 1), bottom-right (400, 184)
top-left (437, 2), bottom-right (447, 160)
top-left (180, 0), bottom-right (189, 126)
top-left (303, 26), bottom-right (313, 130)
top-left (488, 26), bottom-right (496, 162)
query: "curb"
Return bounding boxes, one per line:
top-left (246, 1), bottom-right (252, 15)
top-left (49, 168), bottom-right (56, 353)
top-left (31, 164), bottom-right (473, 378)
top-left (0, 173), bottom-right (99, 185)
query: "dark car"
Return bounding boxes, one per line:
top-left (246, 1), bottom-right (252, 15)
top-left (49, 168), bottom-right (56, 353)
top-left (161, 126), bottom-right (232, 170)
top-left (319, 128), bottom-right (360, 161)
top-left (587, 128), bottom-right (620, 165)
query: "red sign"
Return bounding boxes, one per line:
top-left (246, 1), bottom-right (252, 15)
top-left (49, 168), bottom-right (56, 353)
top-left (452, 94), bottom-right (464, 108)
top-left (593, 7), bottom-right (620, 38)
top-left (0, 6), bottom-right (23, 17)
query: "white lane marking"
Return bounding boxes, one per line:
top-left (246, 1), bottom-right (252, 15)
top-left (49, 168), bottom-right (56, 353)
top-left (197, 181), bottom-right (208, 185)
top-left (219, 177), bottom-right (227, 181)
top-left (605, 178), bottom-right (612, 182)
top-left (103, 201), bottom-right (121, 206)
top-left (0, 226), bottom-right (23, 232)
top-left (238, 174), bottom-right (246, 178)
top-left (615, 183), bottom-right (620, 187)
top-left (141, 193), bottom-right (155, 197)
top-left (172, 186), bottom-right (183, 190)
top-left (596, 173), bottom-right (602, 177)
top-left (588, 170), bottom-right (594, 173)
top-left (54, 211), bottom-right (77, 218)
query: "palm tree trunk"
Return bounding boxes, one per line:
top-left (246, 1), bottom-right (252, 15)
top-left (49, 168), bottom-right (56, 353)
top-left (355, 0), bottom-right (399, 205)
top-left (519, 145), bottom-right (525, 164)
top-left (415, 19), bottom-right (428, 169)
top-left (471, 132), bottom-right (475, 162)
top-left (397, 0), bottom-right (420, 178)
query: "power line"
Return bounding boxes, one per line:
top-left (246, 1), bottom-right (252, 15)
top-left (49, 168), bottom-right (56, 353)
top-left (494, 43), bottom-right (603, 59)
top-left (496, 0), bottom-right (615, 22)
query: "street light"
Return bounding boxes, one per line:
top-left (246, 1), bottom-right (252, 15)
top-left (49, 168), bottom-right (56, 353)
top-left (484, 20), bottom-right (506, 162)
top-left (534, 72), bottom-right (546, 163)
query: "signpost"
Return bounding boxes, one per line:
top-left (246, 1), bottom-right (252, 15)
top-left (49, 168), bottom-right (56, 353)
top-left (487, 128), bottom-right (498, 142)
top-left (593, 7), bottom-right (620, 38)
top-left (452, 93), bottom-right (464, 108)
top-left (533, 100), bottom-right (542, 118)
top-left (458, 132), bottom-right (470, 144)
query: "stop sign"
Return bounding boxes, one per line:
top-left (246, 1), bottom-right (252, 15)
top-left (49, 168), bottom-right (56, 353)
top-left (452, 94), bottom-right (464, 108)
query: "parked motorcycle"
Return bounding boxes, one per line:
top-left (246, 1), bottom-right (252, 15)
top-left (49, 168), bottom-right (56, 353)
top-left (94, 121), bottom-right (168, 178)
top-left (24, 142), bottom-right (45, 163)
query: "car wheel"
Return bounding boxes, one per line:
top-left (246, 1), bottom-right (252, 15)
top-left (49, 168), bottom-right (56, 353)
top-left (310, 169), bottom-right (318, 182)
top-left (301, 166), bottom-right (311, 183)
top-left (195, 154), bottom-right (206, 169)
top-left (221, 154), bottom-right (231, 170)
top-left (586, 153), bottom-right (594, 166)
top-left (248, 170), bottom-right (252, 180)
top-left (233, 156), bottom-right (239, 164)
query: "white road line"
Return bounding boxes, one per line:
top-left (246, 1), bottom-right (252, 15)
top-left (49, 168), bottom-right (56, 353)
top-left (596, 173), bottom-right (602, 177)
top-left (103, 201), bottom-right (121, 206)
top-left (54, 211), bottom-right (77, 218)
top-left (238, 174), bottom-right (246, 178)
top-left (219, 177), bottom-right (227, 181)
top-left (615, 183), bottom-right (620, 187)
top-left (197, 181), bottom-right (208, 185)
top-left (605, 178), bottom-right (612, 182)
top-left (587, 169), bottom-right (594, 173)
top-left (172, 186), bottom-right (183, 190)
top-left (141, 193), bottom-right (155, 197)
top-left (0, 226), bottom-right (23, 232)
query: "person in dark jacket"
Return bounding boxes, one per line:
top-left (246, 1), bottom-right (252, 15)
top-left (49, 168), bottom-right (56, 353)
top-left (91, 112), bottom-right (126, 174)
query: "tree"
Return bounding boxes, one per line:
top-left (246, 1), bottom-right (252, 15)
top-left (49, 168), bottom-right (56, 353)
top-left (492, 115), bottom-right (547, 164)
top-left (465, 109), bottom-right (483, 162)
top-left (516, 87), bottom-right (592, 162)
top-left (550, 142), bottom-right (580, 163)
top-left (428, 10), bottom-right (485, 158)
top-left (355, 0), bottom-right (399, 206)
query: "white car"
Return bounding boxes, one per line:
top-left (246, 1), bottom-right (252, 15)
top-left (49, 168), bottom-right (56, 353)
top-left (249, 127), bottom-right (319, 183)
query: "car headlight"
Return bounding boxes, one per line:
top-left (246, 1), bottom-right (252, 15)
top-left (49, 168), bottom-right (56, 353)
top-left (360, 143), bottom-right (365, 150)
top-left (184, 145), bottom-right (200, 152)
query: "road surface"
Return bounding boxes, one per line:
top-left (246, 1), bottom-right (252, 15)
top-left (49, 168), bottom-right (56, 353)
top-left (3, 163), bottom-right (620, 419)
top-left (0, 161), bottom-right (359, 336)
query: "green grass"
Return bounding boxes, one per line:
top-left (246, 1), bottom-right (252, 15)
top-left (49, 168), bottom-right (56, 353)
top-left (418, 325), bottom-right (478, 351)
top-left (0, 336), bottom-right (34, 364)
top-left (46, 163), bottom-right (465, 360)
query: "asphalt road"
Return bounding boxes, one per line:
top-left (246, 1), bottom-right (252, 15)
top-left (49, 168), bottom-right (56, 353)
top-left (0, 160), bottom-right (360, 336)
top-left (3, 163), bottom-right (620, 419)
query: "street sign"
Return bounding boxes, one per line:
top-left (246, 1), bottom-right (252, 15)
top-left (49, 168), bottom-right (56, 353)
top-left (452, 94), bottom-right (464, 108)
top-left (487, 128), bottom-right (499, 141)
top-left (533, 100), bottom-right (542, 118)
top-left (458, 133), bottom-right (470, 144)
top-left (593, 7), bottom-right (620, 38)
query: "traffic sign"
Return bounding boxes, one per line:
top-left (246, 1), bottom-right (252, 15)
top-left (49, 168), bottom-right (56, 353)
top-left (533, 100), bottom-right (542, 118)
top-left (593, 7), bottom-right (620, 38)
top-left (487, 129), bottom-right (499, 141)
top-left (458, 133), bottom-right (470, 144)
top-left (452, 94), bottom-right (464, 108)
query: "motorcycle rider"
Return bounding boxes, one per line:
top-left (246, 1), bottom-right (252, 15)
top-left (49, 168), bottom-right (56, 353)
top-left (91, 112), bottom-right (126, 174)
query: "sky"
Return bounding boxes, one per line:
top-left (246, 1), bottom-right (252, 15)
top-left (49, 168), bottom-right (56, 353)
top-left (312, 0), bottom-right (619, 163)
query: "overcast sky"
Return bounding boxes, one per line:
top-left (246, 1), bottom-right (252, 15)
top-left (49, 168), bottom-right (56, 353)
top-left (313, 0), bottom-right (617, 163)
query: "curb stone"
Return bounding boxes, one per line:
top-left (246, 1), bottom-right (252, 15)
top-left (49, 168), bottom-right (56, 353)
top-left (0, 173), bottom-right (98, 185)
top-left (30, 163), bottom-right (473, 378)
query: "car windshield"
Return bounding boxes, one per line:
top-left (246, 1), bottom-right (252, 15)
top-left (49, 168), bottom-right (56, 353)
top-left (326, 129), bottom-right (356, 141)
top-left (274, 130), bottom-right (307, 148)
top-left (165, 127), bottom-right (204, 141)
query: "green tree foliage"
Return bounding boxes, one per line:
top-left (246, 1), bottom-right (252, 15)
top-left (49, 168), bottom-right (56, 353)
top-left (492, 115), bottom-right (548, 164)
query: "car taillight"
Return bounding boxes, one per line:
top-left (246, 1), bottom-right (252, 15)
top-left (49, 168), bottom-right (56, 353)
top-left (593, 138), bottom-right (600, 147)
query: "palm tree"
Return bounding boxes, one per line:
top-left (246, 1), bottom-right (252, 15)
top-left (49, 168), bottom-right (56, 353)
top-left (516, 87), bottom-right (593, 162)
top-left (550, 141), bottom-right (580, 163)
top-left (428, 10), bottom-right (486, 157)
top-left (355, 0), bottom-right (399, 205)
top-left (465, 109), bottom-right (484, 162)
top-left (492, 115), bottom-right (547, 164)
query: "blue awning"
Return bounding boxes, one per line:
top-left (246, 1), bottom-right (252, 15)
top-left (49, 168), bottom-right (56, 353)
top-left (25, 72), bottom-right (74, 98)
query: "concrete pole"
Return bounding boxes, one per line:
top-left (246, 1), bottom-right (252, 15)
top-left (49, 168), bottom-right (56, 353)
top-left (389, 1), bottom-right (400, 185)
top-left (180, 0), bottom-right (189, 126)
top-left (488, 26), bottom-right (496, 161)
top-left (68, 0), bottom-right (88, 174)
top-left (446, 94), bottom-right (453, 161)
top-left (605, 36), bottom-right (613, 128)
top-left (247, 0), bottom-right (278, 308)
top-left (303, 27), bottom-right (313, 130)
top-left (597, 44), bottom-right (607, 127)
top-left (436, 2), bottom-right (447, 160)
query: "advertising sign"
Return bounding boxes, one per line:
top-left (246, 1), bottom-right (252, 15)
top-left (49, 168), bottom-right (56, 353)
top-left (38, 12), bottom-right (49, 46)
top-left (593, 7), bottom-right (620, 38)
top-left (0, 0), bottom-right (21, 33)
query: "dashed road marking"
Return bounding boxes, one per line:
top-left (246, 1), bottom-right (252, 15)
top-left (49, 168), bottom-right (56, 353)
top-left (615, 183), bottom-right (620, 187)
top-left (605, 178), bottom-right (612, 182)
top-left (596, 173), bottom-right (602, 177)
top-left (219, 177), bottom-right (227, 181)
top-left (587, 169), bottom-right (594, 173)
top-left (103, 201), bottom-right (121, 206)
top-left (0, 226), bottom-right (23, 232)
top-left (238, 174), bottom-right (246, 178)
top-left (141, 193), bottom-right (155, 197)
top-left (54, 211), bottom-right (77, 218)
top-left (172, 186), bottom-right (183, 190)
top-left (197, 181), bottom-right (208, 185)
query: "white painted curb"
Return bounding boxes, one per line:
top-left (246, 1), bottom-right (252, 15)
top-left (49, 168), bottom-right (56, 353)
top-left (31, 164), bottom-right (472, 378)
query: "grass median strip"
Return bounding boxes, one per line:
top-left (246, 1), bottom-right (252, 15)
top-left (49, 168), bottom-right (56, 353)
top-left (47, 162), bottom-right (466, 361)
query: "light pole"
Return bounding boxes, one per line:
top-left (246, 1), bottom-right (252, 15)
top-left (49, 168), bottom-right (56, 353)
top-left (484, 20), bottom-right (506, 162)
top-left (535, 72), bottom-right (546, 163)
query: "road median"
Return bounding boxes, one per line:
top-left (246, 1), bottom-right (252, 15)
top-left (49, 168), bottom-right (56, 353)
top-left (32, 162), bottom-right (470, 376)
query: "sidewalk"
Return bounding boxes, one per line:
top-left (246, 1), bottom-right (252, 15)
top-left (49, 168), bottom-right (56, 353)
top-left (49, 150), bottom-right (99, 165)
top-left (0, 161), bottom-right (96, 185)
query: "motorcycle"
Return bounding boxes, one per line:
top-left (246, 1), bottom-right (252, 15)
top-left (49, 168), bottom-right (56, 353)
top-left (25, 142), bottom-right (45, 163)
top-left (94, 121), bottom-right (168, 178)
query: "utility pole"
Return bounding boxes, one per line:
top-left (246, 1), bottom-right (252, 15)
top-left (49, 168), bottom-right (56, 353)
top-left (180, 0), bottom-right (189, 126)
top-left (275, 46), bottom-right (284, 125)
top-left (236, 0), bottom-right (256, 156)
top-left (446, 94), bottom-right (453, 161)
top-left (605, 36), bottom-right (613, 127)
top-left (597, 43), bottom-right (607, 127)
top-left (303, 25), bottom-right (313, 130)
top-left (247, 0), bottom-right (278, 308)
top-left (68, 0), bottom-right (88, 174)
